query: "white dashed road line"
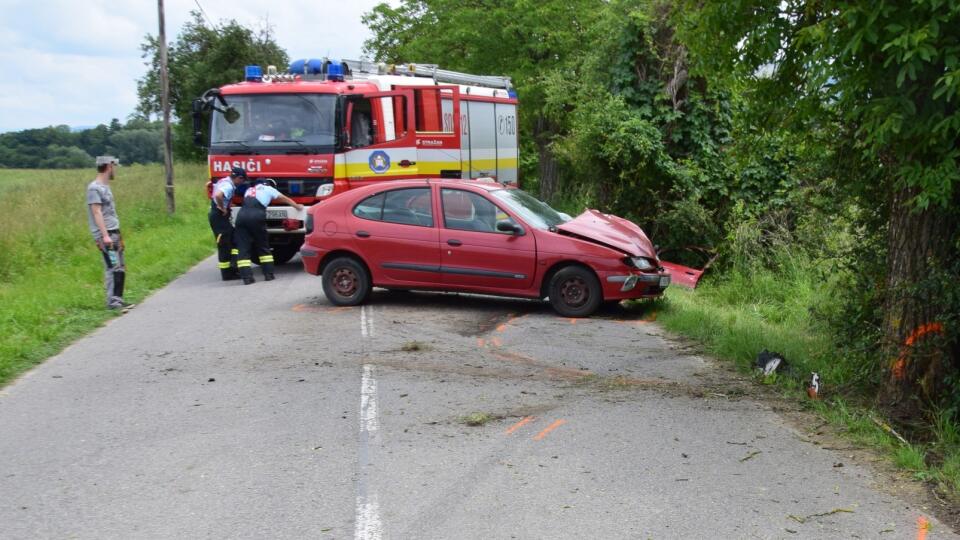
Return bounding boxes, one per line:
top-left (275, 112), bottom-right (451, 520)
top-left (355, 305), bottom-right (382, 540)
top-left (360, 305), bottom-right (375, 338)
top-left (359, 364), bottom-right (380, 434)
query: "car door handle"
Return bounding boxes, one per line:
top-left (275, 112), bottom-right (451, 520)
top-left (356, 231), bottom-right (371, 238)
top-left (447, 239), bottom-right (462, 246)
top-left (399, 160), bottom-right (416, 167)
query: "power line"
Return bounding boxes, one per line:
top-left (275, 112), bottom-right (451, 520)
top-left (193, 0), bottom-right (215, 27)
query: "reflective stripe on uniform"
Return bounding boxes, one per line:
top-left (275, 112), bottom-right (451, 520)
top-left (218, 262), bottom-right (232, 269)
top-left (231, 249), bottom-right (239, 255)
top-left (237, 259), bottom-right (252, 268)
top-left (260, 255), bottom-right (275, 263)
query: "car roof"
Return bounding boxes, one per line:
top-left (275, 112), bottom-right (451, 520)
top-left (350, 178), bottom-right (511, 193)
top-left (430, 178), bottom-right (511, 191)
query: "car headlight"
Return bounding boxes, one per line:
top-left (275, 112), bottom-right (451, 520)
top-left (316, 183), bottom-right (334, 197)
top-left (630, 257), bottom-right (655, 270)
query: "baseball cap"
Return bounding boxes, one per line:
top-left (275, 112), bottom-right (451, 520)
top-left (95, 155), bottom-right (120, 167)
top-left (230, 166), bottom-right (248, 178)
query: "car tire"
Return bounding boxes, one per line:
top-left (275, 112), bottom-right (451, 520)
top-left (548, 266), bottom-right (602, 317)
top-left (322, 257), bottom-right (371, 306)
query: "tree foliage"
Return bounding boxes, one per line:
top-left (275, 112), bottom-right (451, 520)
top-left (0, 119), bottom-right (163, 169)
top-left (680, 0), bottom-right (960, 412)
top-left (137, 11), bottom-right (288, 161)
top-left (680, 0), bottom-right (960, 210)
top-left (364, 0), bottom-right (603, 198)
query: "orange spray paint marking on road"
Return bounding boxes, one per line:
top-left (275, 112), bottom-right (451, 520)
top-left (505, 416), bottom-right (535, 435)
top-left (568, 318), bottom-right (578, 325)
top-left (917, 516), bottom-right (930, 540)
top-left (491, 336), bottom-right (503, 347)
top-left (477, 338), bottom-right (486, 348)
top-left (496, 324), bottom-right (508, 333)
top-left (292, 303), bottom-right (323, 313)
top-left (533, 419), bottom-right (566, 441)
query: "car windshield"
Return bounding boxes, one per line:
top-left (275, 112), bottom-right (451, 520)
top-left (491, 188), bottom-right (571, 230)
top-left (211, 94), bottom-right (337, 151)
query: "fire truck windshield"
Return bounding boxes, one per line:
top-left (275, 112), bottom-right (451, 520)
top-left (210, 93), bottom-right (337, 152)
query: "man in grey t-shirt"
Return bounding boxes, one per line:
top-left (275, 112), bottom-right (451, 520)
top-left (87, 156), bottom-right (133, 311)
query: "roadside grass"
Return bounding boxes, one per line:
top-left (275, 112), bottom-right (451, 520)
top-left (647, 267), bottom-right (960, 504)
top-left (0, 163), bottom-right (213, 386)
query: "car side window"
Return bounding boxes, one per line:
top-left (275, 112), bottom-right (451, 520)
top-left (383, 188), bottom-right (433, 227)
top-left (441, 189), bottom-right (515, 234)
top-left (352, 188), bottom-right (433, 227)
top-left (353, 192), bottom-right (384, 220)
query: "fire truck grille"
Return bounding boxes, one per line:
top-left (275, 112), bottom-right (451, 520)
top-left (248, 177), bottom-right (333, 198)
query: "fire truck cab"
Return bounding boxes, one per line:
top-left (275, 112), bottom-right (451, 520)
top-left (195, 59), bottom-right (519, 264)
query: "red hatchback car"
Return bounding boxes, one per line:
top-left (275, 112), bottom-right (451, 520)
top-left (300, 179), bottom-right (670, 317)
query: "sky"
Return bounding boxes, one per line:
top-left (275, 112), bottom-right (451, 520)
top-left (0, 0), bottom-right (389, 133)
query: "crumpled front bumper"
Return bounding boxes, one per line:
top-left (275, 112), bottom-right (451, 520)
top-left (602, 271), bottom-right (671, 299)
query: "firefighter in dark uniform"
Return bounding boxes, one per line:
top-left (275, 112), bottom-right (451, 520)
top-left (235, 179), bottom-right (304, 284)
top-left (209, 167), bottom-right (248, 280)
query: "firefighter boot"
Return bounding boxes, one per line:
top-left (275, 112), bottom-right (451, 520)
top-left (219, 262), bottom-right (241, 281)
top-left (238, 260), bottom-right (255, 285)
top-left (229, 248), bottom-right (240, 278)
top-left (261, 254), bottom-right (276, 281)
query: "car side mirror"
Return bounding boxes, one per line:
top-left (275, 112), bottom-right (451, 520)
top-left (496, 220), bottom-right (523, 235)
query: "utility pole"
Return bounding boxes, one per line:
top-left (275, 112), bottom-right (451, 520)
top-left (158, 0), bottom-right (175, 213)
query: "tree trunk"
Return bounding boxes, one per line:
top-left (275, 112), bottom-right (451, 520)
top-left (879, 184), bottom-right (957, 419)
top-left (534, 115), bottom-right (560, 202)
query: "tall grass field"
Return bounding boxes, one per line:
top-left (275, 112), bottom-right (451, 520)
top-left (0, 163), bottom-right (213, 386)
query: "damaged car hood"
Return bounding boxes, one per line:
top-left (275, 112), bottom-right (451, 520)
top-left (556, 210), bottom-right (656, 257)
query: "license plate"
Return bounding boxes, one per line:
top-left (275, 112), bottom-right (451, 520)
top-left (266, 209), bottom-right (286, 220)
top-left (659, 276), bottom-right (671, 287)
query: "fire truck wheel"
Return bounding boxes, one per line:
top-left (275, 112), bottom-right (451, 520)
top-left (322, 256), bottom-right (371, 306)
top-left (548, 265), bottom-right (602, 318)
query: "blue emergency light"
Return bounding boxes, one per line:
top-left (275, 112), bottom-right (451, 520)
top-left (327, 62), bottom-right (344, 82)
top-left (245, 65), bottom-right (263, 81)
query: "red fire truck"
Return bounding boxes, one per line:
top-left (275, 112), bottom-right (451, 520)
top-left (193, 59), bottom-right (519, 264)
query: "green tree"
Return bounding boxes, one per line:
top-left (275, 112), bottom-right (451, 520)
top-left (681, 1), bottom-right (960, 415)
top-left (544, 0), bottom-right (734, 244)
top-left (137, 11), bottom-right (288, 161)
top-left (39, 145), bottom-right (93, 169)
top-left (77, 124), bottom-right (111, 159)
top-left (108, 129), bottom-right (163, 165)
top-left (363, 0), bottom-right (603, 199)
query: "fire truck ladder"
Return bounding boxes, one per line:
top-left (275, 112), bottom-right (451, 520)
top-left (341, 59), bottom-right (513, 91)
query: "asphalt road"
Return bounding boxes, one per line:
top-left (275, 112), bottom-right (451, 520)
top-left (1, 256), bottom-right (956, 539)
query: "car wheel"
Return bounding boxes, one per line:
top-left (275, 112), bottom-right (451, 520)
top-left (322, 257), bottom-right (371, 306)
top-left (548, 266), bottom-right (602, 317)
